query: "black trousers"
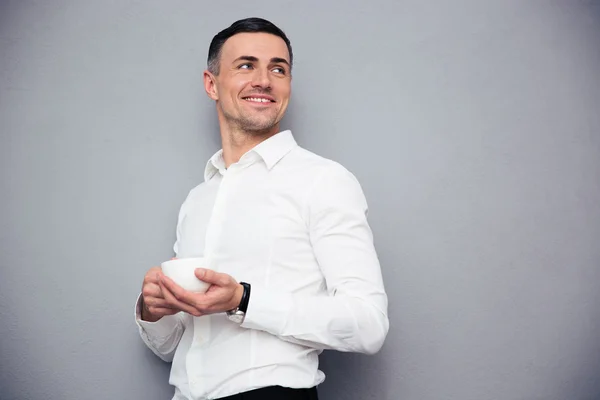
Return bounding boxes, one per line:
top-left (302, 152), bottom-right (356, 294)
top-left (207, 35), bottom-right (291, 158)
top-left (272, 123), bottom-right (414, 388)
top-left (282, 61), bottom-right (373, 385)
top-left (217, 386), bottom-right (319, 400)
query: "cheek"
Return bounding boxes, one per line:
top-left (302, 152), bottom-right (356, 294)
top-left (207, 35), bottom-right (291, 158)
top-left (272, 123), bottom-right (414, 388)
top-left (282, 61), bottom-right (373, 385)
top-left (231, 78), bottom-right (252, 95)
top-left (217, 78), bottom-right (249, 100)
top-left (278, 82), bottom-right (292, 100)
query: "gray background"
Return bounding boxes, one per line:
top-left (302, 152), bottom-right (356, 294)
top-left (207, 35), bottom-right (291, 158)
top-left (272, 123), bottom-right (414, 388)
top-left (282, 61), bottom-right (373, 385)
top-left (1, 1), bottom-right (600, 399)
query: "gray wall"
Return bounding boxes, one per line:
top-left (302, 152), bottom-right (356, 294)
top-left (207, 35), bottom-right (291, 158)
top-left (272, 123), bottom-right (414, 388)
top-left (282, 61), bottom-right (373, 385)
top-left (1, 1), bottom-right (599, 399)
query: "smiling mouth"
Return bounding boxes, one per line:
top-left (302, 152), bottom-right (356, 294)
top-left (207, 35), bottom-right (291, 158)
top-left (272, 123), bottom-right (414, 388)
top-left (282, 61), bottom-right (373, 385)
top-left (242, 97), bottom-right (275, 103)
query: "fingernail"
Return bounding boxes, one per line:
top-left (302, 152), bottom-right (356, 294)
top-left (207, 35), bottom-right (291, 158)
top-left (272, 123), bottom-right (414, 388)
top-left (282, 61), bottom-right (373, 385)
top-left (196, 268), bottom-right (205, 278)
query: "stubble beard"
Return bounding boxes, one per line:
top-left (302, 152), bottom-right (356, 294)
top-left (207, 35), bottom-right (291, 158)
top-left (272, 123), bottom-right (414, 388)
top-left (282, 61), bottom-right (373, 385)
top-left (222, 104), bottom-right (280, 137)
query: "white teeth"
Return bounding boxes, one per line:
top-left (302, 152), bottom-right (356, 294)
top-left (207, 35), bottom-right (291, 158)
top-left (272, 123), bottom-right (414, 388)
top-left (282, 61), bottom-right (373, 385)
top-left (245, 97), bottom-right (270, 103)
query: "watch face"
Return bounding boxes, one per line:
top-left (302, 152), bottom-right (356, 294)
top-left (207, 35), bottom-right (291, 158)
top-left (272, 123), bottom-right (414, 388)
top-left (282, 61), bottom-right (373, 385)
top-left (228, 311), bottom-right (245, 324)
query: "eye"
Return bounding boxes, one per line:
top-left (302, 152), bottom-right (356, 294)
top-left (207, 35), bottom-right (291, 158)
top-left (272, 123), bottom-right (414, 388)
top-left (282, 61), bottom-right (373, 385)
top-left (238, 63), bottom-right (253, 70)
top-left (272, 67), bottom-right (286, 75)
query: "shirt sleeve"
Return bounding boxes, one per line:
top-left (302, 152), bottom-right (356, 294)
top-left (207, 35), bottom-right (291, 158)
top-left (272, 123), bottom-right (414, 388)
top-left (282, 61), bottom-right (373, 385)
top-left (134, 293), bottom-right (186, 362)
top-left (135, 195), bottom-right (190, 362)
top-left (241, 164), bottom-right (389, 355)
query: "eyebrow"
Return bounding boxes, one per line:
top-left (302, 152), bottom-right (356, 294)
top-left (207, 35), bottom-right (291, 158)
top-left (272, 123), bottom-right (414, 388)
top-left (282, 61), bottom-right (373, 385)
top-left (233, 55), bottom-right (290, 67)
top-left (270, 57), bottom-right (290, 67)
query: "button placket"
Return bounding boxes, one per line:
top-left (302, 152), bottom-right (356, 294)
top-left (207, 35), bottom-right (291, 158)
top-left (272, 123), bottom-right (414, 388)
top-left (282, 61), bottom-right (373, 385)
top-left (203, 169), bottom-right (233, 265)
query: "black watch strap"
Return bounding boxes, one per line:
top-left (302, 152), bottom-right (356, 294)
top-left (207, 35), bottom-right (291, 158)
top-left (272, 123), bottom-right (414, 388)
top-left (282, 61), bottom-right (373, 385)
top-left (238, 282), bottom-right (251, 313)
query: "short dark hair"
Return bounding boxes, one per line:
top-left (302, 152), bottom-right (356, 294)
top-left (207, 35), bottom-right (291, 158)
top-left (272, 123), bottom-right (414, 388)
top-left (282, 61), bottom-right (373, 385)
top-left (207, 17), bottom-right (293, 75)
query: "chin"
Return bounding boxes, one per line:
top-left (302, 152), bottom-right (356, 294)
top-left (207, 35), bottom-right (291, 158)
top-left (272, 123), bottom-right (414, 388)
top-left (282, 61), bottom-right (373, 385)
top-left (247, 125), bottom-right (278, 135)
top-left (241, 121), bottom-right (278, 134)
top-left (241, 116), bottom-right (279, 132)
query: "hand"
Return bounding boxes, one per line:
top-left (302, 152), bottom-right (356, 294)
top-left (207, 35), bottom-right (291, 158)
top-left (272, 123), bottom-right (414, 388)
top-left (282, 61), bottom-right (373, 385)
top-left (159, 268), bottom-right (244, 318)
top-left (140, 266), bottom-right (180, 322)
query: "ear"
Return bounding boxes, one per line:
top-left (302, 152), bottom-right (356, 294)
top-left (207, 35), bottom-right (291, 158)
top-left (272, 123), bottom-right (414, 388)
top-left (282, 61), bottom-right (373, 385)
top-left (203, 70), bottom-right (219, 101)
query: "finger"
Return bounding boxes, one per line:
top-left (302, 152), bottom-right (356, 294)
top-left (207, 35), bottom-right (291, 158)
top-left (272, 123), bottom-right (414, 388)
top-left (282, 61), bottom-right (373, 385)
top-left (144, 268), bottom-right (163, 284)
top-left (160, 280), bottom-right (199, 315)
top-left (147, 306), bottom-right (179, 316)
top-left (195, 268), bottom-right (230, 287)
top-left (144, 297), bottom-right (180, 310)
top-left (144, 306), bottom-right (179, 320)
top-left (159, 278), bottom-right (202, 317)
top-left (142, 283), bottom-right (162, 299)
top-left (160, 275), bottom-right (199, 305)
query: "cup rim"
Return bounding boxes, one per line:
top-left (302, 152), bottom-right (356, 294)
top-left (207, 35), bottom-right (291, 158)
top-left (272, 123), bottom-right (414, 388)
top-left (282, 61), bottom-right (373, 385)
top-left (161, 257), bottom-right (205, 269)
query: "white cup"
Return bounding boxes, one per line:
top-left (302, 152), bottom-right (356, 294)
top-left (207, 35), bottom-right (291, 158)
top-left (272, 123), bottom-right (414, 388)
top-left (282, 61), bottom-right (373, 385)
top-left (160, 257), bottom-right (211, 293)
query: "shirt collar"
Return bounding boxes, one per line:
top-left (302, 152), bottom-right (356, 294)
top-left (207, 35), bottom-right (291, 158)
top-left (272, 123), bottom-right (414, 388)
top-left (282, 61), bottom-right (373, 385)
top-left (204, 149), bottom-right (226, 181)
top-left (204, 130), bottom-right (297, 181)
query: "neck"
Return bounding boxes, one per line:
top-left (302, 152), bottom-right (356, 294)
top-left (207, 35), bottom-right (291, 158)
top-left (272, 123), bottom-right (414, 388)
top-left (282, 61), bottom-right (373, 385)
top-left (220, 124), bottom-right (280, 168)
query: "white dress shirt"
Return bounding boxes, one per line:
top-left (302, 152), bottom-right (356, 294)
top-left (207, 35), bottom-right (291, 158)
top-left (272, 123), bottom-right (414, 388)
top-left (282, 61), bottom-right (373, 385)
top-left (135, 130), bottom-right (389, 400)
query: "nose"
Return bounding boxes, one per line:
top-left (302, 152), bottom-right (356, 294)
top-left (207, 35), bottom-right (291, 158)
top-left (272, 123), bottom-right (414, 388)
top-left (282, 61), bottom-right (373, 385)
top-left (251, 68), bottom-right (271, 89)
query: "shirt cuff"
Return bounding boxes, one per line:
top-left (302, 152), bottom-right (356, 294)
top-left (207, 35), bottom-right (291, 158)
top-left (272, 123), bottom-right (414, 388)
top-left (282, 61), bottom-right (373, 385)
top-left (134, 293), bottom-right (181, 338)
top-left (240, 286), bottom-right (293, 335)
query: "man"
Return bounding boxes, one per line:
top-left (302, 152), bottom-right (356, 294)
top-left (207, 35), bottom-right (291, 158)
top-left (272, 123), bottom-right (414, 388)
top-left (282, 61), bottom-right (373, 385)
top-left (135, 17), bottom-right (389, 400)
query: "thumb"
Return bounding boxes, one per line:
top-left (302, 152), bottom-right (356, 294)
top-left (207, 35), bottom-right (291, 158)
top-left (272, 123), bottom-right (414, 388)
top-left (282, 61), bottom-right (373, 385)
top-left (194, 268), bottom-right (220, 283)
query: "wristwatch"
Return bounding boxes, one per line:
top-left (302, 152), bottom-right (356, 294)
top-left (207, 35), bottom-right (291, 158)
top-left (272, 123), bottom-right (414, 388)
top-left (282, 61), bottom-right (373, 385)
top-left (226, 282), bottom-right (251, 324)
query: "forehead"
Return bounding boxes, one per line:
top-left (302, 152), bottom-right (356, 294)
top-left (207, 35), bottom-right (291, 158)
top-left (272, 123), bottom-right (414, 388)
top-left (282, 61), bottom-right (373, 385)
top-left (220, 32), bottom-right (290, 63)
